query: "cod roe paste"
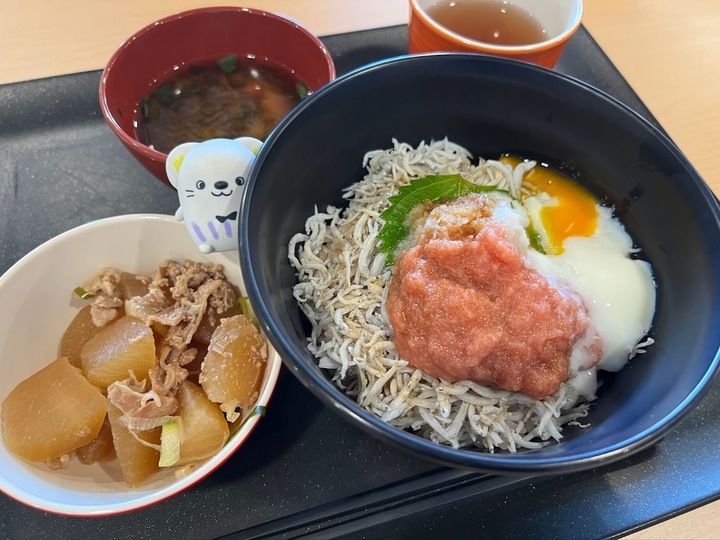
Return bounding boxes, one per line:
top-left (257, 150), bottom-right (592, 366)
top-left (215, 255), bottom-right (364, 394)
top-left (386, 194), bottom-right (597, 400)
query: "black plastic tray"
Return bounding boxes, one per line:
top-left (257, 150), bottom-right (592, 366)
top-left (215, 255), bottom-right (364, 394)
top-left (2, 25), bottom-right (720, 540)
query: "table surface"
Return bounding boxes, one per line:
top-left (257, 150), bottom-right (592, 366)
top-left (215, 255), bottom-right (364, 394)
top-left (1, 1), bottom-right (718, 538)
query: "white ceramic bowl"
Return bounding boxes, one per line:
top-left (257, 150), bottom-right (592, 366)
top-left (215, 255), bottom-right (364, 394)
top-left (0, 214), bottom-right (283, 516)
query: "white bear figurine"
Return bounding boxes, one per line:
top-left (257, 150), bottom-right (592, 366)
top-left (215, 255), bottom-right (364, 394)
top-left (166, 137), bottom-right (262, 254)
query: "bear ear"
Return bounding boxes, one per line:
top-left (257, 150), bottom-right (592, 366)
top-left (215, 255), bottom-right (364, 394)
top-left (165, 142), bottom-right (198, 188)
top-left (235, 136), bottom-right (263, 156)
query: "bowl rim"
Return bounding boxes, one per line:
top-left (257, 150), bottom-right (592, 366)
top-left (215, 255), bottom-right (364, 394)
top-left (0, 213), bottom-right (284, 516)
top-left (240, 52), bottom-right (720, 475)
top-left (98, 6), bottom-right (336, 166)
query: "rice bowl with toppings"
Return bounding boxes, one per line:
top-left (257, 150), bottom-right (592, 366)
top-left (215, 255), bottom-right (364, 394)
top-left (240, 53), bottom-right (720, 475)
top-left (288, 139), bottom-right (656, 452)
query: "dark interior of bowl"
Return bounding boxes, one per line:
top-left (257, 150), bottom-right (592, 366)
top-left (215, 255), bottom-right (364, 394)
top-left (240, 54), bottom-right (720, 474)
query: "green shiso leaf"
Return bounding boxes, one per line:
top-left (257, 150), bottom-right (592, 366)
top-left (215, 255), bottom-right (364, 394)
top-left (378, 174), bottom-right (503, 265)
top-left (217, 54), bottom-right (238, 74)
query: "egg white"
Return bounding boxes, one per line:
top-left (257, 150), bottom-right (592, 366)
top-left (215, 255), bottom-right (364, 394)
top-left (523, 199), bottom-right (656, 398)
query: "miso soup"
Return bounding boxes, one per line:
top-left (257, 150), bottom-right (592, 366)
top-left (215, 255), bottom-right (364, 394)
top-left (136, 54), bottom-right (309, 153)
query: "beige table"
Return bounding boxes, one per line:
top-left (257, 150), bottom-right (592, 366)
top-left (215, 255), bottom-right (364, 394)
top-left (1, 1), bottom-right (718, 537)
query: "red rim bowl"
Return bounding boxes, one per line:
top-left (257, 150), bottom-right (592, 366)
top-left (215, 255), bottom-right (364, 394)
top-left (99, 6), bottom-right (336, 186)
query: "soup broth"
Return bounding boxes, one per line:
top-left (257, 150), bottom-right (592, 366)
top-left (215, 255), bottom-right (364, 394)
top-left (136, 55), bottom-right (309, 153)
top-left (426, 0), bottom-right (546, 46)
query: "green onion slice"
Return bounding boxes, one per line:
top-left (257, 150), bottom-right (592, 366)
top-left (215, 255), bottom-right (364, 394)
top-left (73, 286), bottom-right (95, 300)
top-left (159, 418), bottom-right (183, 467)
top-left (238, 296), bottom-right (260, 329)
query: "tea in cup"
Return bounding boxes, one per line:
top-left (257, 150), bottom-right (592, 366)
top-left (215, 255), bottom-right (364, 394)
top-left (408, 0), bottom-right (583, 68)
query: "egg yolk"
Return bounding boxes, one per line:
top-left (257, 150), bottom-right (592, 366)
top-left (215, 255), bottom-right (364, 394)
top-left (500, 155), bottom-right (598, 255)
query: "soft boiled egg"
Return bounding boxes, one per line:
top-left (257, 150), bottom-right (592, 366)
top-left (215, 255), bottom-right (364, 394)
top-left (516, 159), bottom-right (598, 256)
top-left (503, 156), bottom-right (656, 398)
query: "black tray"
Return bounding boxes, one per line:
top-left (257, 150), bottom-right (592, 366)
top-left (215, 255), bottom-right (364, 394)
top-left (2, 25), bottom-right (720, 540)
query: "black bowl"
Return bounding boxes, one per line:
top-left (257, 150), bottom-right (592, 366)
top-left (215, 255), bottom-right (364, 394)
top-left (239, 53), bottom-right (720, 474)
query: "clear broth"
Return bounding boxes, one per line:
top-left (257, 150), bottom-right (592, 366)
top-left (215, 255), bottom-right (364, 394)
top-left (136, 55), bottom-right (308, 153)
top-left (426, 0), bottom-right (546, 46)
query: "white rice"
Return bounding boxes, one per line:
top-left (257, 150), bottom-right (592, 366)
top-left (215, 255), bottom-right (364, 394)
top-left (287, 139), bottom-right (590, 452)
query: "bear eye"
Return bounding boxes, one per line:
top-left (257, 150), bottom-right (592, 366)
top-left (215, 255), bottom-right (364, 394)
top-left (235, 176), bottom-right (245, 186)
top-left (196, 180), bottom-right (206, 190)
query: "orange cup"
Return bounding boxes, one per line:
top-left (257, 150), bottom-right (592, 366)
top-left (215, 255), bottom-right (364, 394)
top-left (408, 0), bottom-right (583, 68)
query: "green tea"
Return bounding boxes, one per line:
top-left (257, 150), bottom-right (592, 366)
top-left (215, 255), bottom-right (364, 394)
top-left (427, 0), bottom-right (546, 46)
